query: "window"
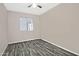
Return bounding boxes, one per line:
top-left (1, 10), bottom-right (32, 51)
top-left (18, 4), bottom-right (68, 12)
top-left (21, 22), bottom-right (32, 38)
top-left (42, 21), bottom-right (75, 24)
top-left (19, 17), bottom-right (33, 31)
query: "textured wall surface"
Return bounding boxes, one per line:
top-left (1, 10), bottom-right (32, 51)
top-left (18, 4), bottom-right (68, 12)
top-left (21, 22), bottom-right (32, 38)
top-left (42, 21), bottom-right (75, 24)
top-left (40, 3), bottom-right (79, 54)
top-left (8, 11), bottom-right (41, 44)
top-left (0, 4), bottom-right (8, 55)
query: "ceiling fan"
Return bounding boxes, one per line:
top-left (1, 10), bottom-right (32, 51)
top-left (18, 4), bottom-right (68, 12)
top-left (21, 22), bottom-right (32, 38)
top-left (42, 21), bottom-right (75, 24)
top-left (28, 3), bottom-right (42, 8)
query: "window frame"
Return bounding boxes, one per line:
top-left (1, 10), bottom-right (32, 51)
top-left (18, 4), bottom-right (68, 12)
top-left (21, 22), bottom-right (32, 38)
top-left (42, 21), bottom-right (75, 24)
top-left (19, 17), bottom-right (33, 32)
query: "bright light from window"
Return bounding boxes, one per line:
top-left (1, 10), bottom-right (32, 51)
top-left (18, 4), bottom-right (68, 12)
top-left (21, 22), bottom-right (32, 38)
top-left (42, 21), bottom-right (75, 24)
top-left (19, 17), bottom-right (33, 31)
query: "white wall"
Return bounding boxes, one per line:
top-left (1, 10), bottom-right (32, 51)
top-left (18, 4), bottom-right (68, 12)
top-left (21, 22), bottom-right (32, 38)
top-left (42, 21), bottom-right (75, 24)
top-left (0, 4), bottom-right (8, 55)
top-left (40, 3), bottom-right (79, 54)
top-left (8, 11), bottom-right (41, 44)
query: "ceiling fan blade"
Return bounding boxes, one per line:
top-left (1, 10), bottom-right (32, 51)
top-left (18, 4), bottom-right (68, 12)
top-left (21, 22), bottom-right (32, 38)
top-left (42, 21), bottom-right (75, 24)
top-left (37, 5), bottom-right (42, 8)
top-left (28, 4), bottom-right (42, 8)
top-left (28, 4), bottom-right (32, 7)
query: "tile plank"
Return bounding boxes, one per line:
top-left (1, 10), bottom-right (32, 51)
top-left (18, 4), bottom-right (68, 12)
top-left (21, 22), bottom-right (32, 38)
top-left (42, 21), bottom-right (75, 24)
top-left (2, 39), bottom-right (78, 56)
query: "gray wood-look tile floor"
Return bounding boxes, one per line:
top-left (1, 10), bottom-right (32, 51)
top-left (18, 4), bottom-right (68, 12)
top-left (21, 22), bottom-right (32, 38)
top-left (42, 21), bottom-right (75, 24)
top-left (2, 39), bottom-right (77, 56)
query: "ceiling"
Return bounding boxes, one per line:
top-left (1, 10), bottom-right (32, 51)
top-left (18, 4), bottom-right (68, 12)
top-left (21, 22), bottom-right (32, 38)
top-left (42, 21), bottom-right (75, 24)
top-left (4, 3), bottom-right (59, 15)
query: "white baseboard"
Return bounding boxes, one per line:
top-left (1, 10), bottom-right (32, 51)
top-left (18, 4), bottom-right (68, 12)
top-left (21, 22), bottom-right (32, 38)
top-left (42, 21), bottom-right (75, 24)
top-left (8, 38), bottom-right (79, 56)
top-left (8, 38), bottom-right (40, 44)
top-left (42, 39), bottom-right (79, 56)
top-left (1, 44), bottom-right (8, 56)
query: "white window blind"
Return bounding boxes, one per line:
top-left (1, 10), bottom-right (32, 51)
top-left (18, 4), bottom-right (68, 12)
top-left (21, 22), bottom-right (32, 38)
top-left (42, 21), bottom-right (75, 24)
top-left (19, 17), bottom-right (33, 31)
